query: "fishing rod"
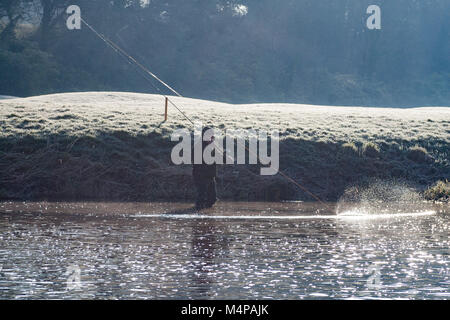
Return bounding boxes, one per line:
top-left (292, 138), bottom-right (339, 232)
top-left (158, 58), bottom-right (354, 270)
top-left (79, 17), bottom-right (331, 208)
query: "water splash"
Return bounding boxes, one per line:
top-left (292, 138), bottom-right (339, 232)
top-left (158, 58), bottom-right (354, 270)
top-left (336, 180), bottom-right (431, 216)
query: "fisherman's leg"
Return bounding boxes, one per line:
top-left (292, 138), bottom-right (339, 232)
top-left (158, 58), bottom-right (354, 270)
top-left (205, 178), bottom-right (217, 208)
top-left (195, 178), bottom-right (207, 209)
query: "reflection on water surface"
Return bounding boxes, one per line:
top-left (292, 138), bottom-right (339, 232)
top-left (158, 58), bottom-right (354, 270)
top-left (0, 201), bottom-right (448, 299)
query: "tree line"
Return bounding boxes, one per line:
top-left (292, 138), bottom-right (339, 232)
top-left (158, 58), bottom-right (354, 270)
top-left (0, 0), bottom-right (448, 107)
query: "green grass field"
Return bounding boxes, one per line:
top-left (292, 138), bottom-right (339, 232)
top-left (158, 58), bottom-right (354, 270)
top-left (0, 92), bottom-right (448, 202)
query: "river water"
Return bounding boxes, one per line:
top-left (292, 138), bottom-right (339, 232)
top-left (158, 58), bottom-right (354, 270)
top-left (0, 201), bottom-right (448, 299)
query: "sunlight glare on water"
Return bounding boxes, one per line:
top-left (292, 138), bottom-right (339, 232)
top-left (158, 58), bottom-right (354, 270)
top-left (0, 201), bottom-right (448, 300)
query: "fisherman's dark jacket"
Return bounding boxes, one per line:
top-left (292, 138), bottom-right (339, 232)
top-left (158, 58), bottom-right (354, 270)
top-left (192, 141), bottom-right (217, 181)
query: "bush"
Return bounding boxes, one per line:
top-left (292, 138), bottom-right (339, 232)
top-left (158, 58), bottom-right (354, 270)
top-left (0, 39), bottom-right (60, 96)
top-left (362, 142), bottom-right (380, 158)
top-left (340, 142), bottom-right (358, 156)
top-left (407, 145), bottom-right (431, 163)
top-left (424, 180), bottom-right (449, 202)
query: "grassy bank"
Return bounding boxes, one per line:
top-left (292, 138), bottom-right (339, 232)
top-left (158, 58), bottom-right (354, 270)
top-left (0, 92), bottom-right (448, 202)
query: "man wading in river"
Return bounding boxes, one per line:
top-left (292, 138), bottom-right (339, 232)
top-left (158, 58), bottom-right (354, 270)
top-left (193, 127), bottom-right (218, 209)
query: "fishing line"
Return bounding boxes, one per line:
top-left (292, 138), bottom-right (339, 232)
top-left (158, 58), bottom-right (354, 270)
top-left (79, 17), bottom-right (330, 208)
top-left (81, 18), bottom-right (181, 97)
top-left (82, 18), bottom-right (195, 124)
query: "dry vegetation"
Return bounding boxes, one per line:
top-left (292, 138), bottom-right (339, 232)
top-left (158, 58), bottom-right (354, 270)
top-left (424, 180), bottom-right (449, 202)
top-left (0, 92), bottom-right (449, 202)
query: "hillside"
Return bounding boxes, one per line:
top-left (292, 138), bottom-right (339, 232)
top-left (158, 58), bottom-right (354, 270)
top-left (0, 92), bottom-right (448, 202)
